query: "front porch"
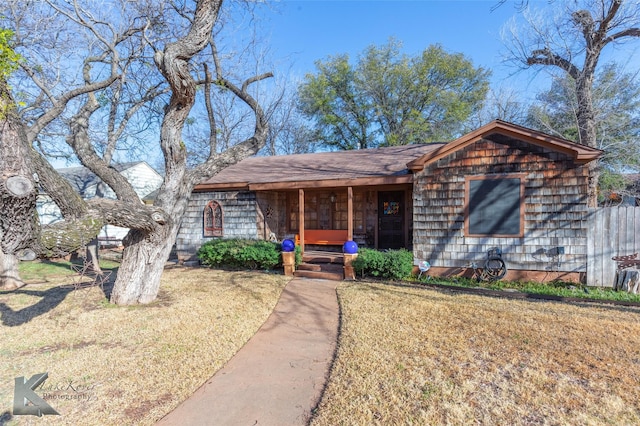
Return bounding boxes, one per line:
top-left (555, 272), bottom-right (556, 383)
top-left (183, 144), bottom-right (439, 263)
top-left (257, 186), bottom-right (413, 254)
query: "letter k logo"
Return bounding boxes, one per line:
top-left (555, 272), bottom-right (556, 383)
top-left (13, 373), bottom-right (60, 416)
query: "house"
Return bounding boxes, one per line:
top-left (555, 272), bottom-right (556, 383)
top-left (37, 161), bottom-right (163, 245)
top-left (177, 120), bottom-right (602, 283)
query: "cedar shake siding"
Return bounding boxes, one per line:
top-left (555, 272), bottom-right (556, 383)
top-left (413, 134), bottom-right (592, 281)
top-left (176, 191), bottom-right (259, 261)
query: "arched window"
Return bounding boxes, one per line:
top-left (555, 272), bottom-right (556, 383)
top-left (204, 200), bottom-right (223, 237)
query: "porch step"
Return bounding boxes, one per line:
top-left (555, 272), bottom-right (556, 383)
top-left (302, 250), bottom-right (344, 265)
top-left (294, 269), bottom-right (344, 281)
top-left (294, 262), bottom-right (344, 281)
top-left (297, 263), bottom-right (322, 272)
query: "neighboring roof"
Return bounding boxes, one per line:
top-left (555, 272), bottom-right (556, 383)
top-left (195, 144), bottom-right (444, 191)
top-left (143, 188), bottom-right (160, 203)
top-left (57, 166), bottom-right (103, 195)
top-left (56, 162), bottom-right (160, 197)
top-left (408, 120), bottom-right (603, 171)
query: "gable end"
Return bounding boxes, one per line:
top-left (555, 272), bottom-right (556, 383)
top-left (408, 120), bottom-right (602, 171)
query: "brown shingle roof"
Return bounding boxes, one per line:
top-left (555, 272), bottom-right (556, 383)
top-left (195, 120), bottom-right (603, 192)
top-left (408, 120), bottom-right (603, 170)
top-left (195, 144), bottom-right (443, 191)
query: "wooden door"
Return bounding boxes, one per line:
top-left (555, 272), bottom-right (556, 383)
top-left (378, 191), bottom-right (404, 249)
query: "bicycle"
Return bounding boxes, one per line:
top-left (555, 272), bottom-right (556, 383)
top-left (470, 248), bottom-right (507, 282)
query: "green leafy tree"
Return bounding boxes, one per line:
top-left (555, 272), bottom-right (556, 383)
top-left (0, 27), bottom-right (20, 80)
top-left (527, 64), bottom-right (640, 202)
top-left (298, 39), bottom-right (490, 150)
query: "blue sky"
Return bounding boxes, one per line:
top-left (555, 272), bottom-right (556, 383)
top-left (255, 0), bottom-right (547, 99)
top-left (254, 0), bottom-right (640, 102)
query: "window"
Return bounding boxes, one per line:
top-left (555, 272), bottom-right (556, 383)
top-left (204, 200), bottom-right (223, 237)
top-left (287, 192), bottom-right (299, 232)
top-left (465, 175), bottom-right (524, 237)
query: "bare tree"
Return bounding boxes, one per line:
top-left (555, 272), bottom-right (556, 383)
top-left (1, 2), bottom-right (128, 289)
top-left (467, 86), bottom-right (530, 130)
top-left (1, 0), bottom-right (272, 303)
top-left (263, 76), bottom-right (319, 156)
top-left (502, 0), bottom-right (640, 206)
top-left (527, 64), bottom-right (640, 202)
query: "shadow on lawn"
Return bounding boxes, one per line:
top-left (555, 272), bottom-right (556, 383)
top-left (0, 269), bottom-right (117, 327)
top-left (0, 410), bottom-right (13, 426)
top-left (0, 285), bottom-right (75, 326)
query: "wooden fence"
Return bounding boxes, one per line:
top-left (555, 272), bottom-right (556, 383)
top-left (587, 206), bottom-right (640, 287)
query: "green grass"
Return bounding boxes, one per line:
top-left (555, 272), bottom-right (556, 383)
top-left (413, 276), bottom-right (640, 303)
top-left (18, 259), bottom-right (120, 281)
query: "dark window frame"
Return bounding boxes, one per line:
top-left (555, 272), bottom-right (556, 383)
top-left (203, 200), bottom-right (224, 237)
top-left (464, 174), bottom-right (525, 238)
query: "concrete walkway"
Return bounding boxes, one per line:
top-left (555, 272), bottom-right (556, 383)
top-left (156, 278), bottom-right (340, 426)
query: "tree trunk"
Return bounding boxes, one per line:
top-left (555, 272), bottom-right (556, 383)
top-left (0, 250), bottom-right (24, 290)
top-left (575, 72), bottom-right (600, 207)
top-left (587, 161), bottom-right (600, 208)
top-left (109, 0), bottom-right (222, 305)
top-left (0, 78), bottom-right (38, 290)
top-left (85, 238), bottom-right (102, 274)
top-left (109, 221), bottom-right (179, 305)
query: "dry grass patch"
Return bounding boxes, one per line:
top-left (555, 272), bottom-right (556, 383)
top-left (0, 268), bottom-right (289, 425)
top-left (312, 281), bottom-right (640, 425)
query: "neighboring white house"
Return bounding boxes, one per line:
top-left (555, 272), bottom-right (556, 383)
top-left (37, 162), bottom-right (163, 245)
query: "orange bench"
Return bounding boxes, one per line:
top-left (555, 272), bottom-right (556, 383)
top-left (296, 229), bottom-right (348, 246)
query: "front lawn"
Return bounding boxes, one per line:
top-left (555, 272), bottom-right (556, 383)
top-left (18, 258), bottom-right (120, 282)
top-left (0, 268), bottom-right (289, 425)
top-left (312, 281), bottom-right (640, 425)
top-left (5, 265), bottom-right (640, 425)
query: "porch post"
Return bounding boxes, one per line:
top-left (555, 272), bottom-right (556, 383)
top-left (405, 189), bottom-right (410, 249)
top-left (299, 188), bottom-right (305, 255)
top-left (347, 186), bottom-right (353, 241)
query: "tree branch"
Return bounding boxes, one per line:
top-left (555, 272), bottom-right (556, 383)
top-left (527, 48), bottom-right (581, 79)
top-left (29, 147), bottom-right (88, 219)
top-left (187, 37), bottom-right (272, 185)
top-left (202, 62), bottom-right (218, 154)
top-left (65, 63), bottom-right (140, 204)
top-left (604, 27), bottom-right (640, 43)
top-left (24, 71), bottom-right (119, 145)
top-left (598, 0), bottom-right (623, 42)
top-left (87, 198), bottom-right (169, 230)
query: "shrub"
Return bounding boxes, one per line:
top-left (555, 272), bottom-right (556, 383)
top-left (294, 244), bottom-right (302, 267)
top-left (238, 240), bottom-right (281, 269)
top-left (352, 248), bottom-right (386, 277)
top-left (198, 239), bottom-right (281, 270)
top-left (353, 248), bottom-right (414, 280)
top-left (381, 248), bottom-right (414, 280)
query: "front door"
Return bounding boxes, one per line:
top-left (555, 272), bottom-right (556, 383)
top-left (378, 191), bottom-right (405, 249)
